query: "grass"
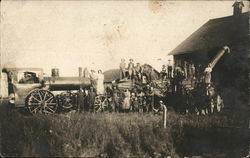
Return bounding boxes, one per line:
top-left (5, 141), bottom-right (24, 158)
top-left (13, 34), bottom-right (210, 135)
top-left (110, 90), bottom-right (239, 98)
top-left (0, 101), bottom-right (248, 157)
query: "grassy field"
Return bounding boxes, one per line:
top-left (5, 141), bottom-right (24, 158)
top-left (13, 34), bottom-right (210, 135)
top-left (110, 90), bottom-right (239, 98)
top-left (0, 101), bottom-right (249, 157)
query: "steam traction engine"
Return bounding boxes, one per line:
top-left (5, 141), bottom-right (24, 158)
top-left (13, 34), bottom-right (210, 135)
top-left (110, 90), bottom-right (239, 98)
top-left (2, 67), bottom-right (91, 114)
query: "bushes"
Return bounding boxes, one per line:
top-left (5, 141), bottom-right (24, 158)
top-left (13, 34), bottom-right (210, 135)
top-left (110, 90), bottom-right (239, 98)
top-left (0, 102), bottom-right (247, 157)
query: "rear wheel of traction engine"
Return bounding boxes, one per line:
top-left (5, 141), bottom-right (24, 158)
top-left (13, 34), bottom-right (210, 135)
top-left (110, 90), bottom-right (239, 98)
top-left (58, 91), bottom-right (76, 111)
top-left (25, 89), bottom-right (58, 114)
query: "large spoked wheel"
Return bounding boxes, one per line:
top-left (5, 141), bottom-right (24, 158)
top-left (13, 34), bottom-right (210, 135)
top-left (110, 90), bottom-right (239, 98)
top-left (26, 89), bottom-right (58, 114)
top-left (58, 91), bottom-right (76, 110)
top-left (94, 96), bottom-right (102, 112)
top-left (94, 95), bottom-right (110, 113)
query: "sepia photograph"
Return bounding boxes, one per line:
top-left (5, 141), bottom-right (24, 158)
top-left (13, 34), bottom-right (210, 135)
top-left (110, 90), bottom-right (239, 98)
top-left (0, 0), bottom-right (249, 157)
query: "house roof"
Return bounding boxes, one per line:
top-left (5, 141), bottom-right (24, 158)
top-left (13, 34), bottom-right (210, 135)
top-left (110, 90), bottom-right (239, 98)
top-left (169, 12), bottom-right (249, 55)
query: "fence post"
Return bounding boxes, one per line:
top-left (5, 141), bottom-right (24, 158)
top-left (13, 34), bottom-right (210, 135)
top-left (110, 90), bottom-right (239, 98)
top-left (163, 105), bottom-right (167, 128)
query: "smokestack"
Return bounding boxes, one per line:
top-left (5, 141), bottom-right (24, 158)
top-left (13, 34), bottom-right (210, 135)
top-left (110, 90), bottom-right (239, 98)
top-left (83, 67), bottom-right (90, 78)
top-left (78, 67), bottom-right (83, 77)
top-left (232, 0), bottom-right (244, 16)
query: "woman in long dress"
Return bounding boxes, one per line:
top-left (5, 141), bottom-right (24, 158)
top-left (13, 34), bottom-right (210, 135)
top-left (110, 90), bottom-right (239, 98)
top-left (122, 89), bottom-right (131, 112)
top-left (96, 70), bottom-right (104, 95)
top-left (90, 70), bottom-right (98, 89)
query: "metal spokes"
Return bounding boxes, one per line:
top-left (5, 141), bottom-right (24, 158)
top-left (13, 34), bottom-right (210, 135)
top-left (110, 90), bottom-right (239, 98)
top-left (26, 89), bottom-right (58, 114)
top-left (58, 92), bottom-right (75, 109)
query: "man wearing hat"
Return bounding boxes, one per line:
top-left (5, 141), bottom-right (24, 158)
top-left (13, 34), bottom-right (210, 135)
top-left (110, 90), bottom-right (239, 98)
top-left (127, 59), bottom-right (135, 79)
top-left (19, 72), bottom-right (36, 84)
top-left (89, 87), bottom-right (96, 112)
top-left (167, 60), bottom-right (173, 78)
top-left (160, 65), bottom-right (167, 81)
top-left (144, 84), bottom-right (154, 112)
top-left (112, 86), bottom-right (120, 112)
top-left (119, 59), bottom-right (126, 79)
top-left (134, 62), bottom-right (142, 82)
top-left (77, 87), bottom-right (85, 113)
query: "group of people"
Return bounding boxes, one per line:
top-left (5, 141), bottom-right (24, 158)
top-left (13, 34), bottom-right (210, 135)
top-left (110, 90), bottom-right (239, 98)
top-left (160, 60), bottom-right (173, 80)
top-left (118, 84), bottom-right (156, 113)
top-left (75, 58), bottom-right (222, 115)
top-left (159, 59), bottom-right (224, 115)
top-left (119, 58), bottom-right (155, 84)
top-left (76, 83), bottom-right (159, 113)
top-left (75, 80), bottom-right (224, 115)
top-left (89, 69), bottom-right (105, 95)
top-left (169, 82), bottom-right (224, 115)
top-left (174, 60), bottom-right (213, 86)
top-left (119, 58), bottom-right (177, 86)
top-left (76, 87), bottom-right (97, 112)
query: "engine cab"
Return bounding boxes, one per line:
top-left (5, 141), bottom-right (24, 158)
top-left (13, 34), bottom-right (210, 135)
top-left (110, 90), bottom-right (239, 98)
top-left (2, 68), bottom-right (44, 107)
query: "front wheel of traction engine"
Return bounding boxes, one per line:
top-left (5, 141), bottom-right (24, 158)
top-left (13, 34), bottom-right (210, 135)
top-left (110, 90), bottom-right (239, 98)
top-left (25, 89), bottom-right (58, 114)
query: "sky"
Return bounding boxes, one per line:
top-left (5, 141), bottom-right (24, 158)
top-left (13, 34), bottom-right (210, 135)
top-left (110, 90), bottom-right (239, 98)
top-left (1, 0), bottom-right (249, 76)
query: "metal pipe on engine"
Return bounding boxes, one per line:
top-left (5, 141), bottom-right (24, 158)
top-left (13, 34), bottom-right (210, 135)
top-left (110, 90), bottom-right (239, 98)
top-left (51, 68), bottom-right (60, 77)
top-left (79, 67), bottom-right (83, 77)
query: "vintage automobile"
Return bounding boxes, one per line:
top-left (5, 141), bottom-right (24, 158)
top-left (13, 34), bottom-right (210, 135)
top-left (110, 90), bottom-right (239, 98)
top-left (2, 67), bottom-right (91, 114)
